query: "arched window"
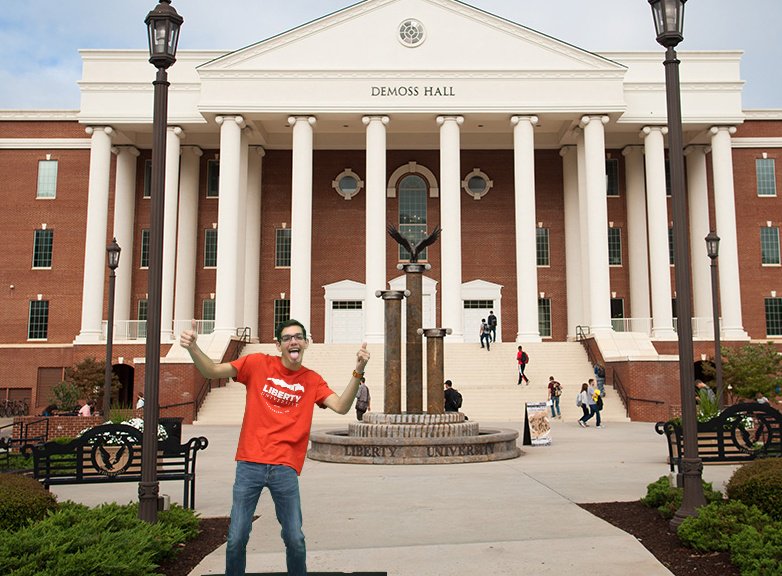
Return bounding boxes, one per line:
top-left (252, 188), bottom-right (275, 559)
top-left (398, 174), bottom-right (428, 260)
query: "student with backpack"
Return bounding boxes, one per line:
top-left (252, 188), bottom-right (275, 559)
top-left (444, 380), bottom-right (463, 412)
top-left (516, 346), bottom-right (530, 385)
top-left (547, 376), bottom-right (562, 419)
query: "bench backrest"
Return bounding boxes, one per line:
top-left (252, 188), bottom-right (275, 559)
top-left (656, 402), bottom-right (782, 472)
top-left (23, 423), bottom-right (208, 484)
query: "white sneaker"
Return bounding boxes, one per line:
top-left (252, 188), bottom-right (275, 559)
top-left (596, 425), bottom-right (604, 428)
top-left (578, 420), bottom-right (586, 428)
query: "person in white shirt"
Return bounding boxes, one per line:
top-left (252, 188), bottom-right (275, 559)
top-left (136, 392), bottom-right (145, 409)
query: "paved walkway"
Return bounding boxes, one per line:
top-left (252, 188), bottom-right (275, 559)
top-left (48, 419), bottom-right (740, 576)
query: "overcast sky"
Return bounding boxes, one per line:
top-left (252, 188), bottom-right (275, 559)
top-left (1, 0), bottom-right (779, 110)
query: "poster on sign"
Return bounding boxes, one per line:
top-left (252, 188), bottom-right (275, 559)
top-left (522, 401), bottom-right (552, 446)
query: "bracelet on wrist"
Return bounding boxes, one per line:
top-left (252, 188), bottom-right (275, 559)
top-left (352, 370), bottom-right (364, 380)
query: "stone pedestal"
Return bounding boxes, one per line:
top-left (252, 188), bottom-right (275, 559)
top-left (308, 412), bottom-right (521, 464)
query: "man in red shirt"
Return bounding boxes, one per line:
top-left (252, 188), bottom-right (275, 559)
top-left (180, 318), bottom-right (369, 576)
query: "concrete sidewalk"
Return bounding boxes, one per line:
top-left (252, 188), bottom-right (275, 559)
top-left (49, 419), bottom-right (740, 576)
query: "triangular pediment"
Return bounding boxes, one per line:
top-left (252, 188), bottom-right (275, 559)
top-left (198, 0), bottom-right (624, 75)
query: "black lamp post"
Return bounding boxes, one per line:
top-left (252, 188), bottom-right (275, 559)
top-left (140, 0), bottom-right (183, 524)
top-left (103, 238), bottom-right (121, 420)
top-left (648, 0), bottom-right (706, 528)
top-left (705, 231), bottom-right (724, 410)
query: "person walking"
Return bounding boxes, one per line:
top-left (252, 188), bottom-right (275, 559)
top-left (355, 377), bottom-right (370, 421)
top-left (516, 346), bottom-right (529, 385)
top-left (480, 319), bottom-right (491, 351)
top-left (487, 310), bottom-right (498, 342)
top-left (577, 383), bottom-right (592, 427)
top-left (587, 378), bottom-right (602, 428)
top-left (180, 318), bottom-right (370, 576)
top-left (136, 392), bottom-right (145, 409)
top-left (547, 376), bottom-right (562, 419)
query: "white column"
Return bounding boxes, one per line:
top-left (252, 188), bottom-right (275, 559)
top-left (362, 116), bottom-right (389, 344)
top-left (710, 126), bottom-right (748, 340)
top-left (575, 128), bottom-right (591, 328)
top-left (174, 146), bottom-right (202, 334)
top-left (511, 116), bottom-right (541, 342)
top-left (288, 116), bottom-right (316, 335)
top-left (235, 130), bottom-right (249, 328)
top-left (622, 145), bottom-right (650, 326)
top-left (214, 115), bottom-right (246, 336)
top-left (437, 115), bottom-right (464, 341)
top-left (112, 145), bottom-right (139, 324)
top-left (561, 146), bottom-right (582, 338)
top-left (160, 126), bottom-right (182, 341)
top-left (75, 126), bottom-right (114, 343)
top-left (685, 145), bottom-right (712, 338)
top-left (642, 126), bottom-right (676, 339)
top-left (581, 115), bottom-right (612, 333)
top-left (244, 146), bottom-right (264, 339)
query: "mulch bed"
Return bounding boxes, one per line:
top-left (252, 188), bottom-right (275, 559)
top-left (158, 517), bottom-right (230, 576)
top-left (580, 501), bottom-right (739, 576)
top-left (162, 503), bottom-right (740, 576)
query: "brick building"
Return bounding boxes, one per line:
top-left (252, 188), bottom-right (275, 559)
top-left (1, 0), bottom-right (781, 420)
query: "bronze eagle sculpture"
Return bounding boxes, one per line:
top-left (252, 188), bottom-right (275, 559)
top-left (386, 224), bottom-right (441, 263)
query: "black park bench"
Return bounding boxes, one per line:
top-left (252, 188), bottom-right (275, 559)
top-left (22, 423), bottom-right (209, 509)
top-left (655, 401), bottom-right (782, 473)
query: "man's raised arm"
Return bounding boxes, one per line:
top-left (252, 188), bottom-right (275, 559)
top-left (180, 319), bottom-right (237, 380)
top-left (322, 342), bottom-right (370, 414)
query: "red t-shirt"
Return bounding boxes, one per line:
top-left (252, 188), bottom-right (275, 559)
top-left (230, 353), bottom-right (335, 474)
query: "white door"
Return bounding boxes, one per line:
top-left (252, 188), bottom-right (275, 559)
top-left (331, 301), bottom-right (364, 343)
top-left (463, 305), bottom-right (492, 343)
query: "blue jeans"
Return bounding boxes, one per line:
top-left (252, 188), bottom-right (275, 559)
top-left (226, 461), bottom-right (306, 576)
top-left (549, 395), bottom-right (560, 417)
top-left (480, 333), bottom-right (491, 350)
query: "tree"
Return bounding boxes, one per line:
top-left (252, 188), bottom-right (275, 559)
top-left (703, 342), bottom-right (782, 401)
top-left (59, 357), bottom-right (121, 411)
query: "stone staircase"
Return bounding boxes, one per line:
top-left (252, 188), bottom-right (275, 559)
top-left (193, 342), bottom-right (630, 426)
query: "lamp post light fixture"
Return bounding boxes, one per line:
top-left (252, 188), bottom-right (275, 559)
top-left (103, 238), bottom-right (121, 420)
top-left (648, 0), bottom-right (706, 528)
top-left (140, 0), bottom-right (183, 524)
top-left (705, 231), bottom-right (724, 410)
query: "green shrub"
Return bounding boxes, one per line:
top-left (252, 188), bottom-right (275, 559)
top-left (0, 502), bottom-right (201, 576)
top-left (641, 475), bottom-right (724, 519)
top-left (0, 473), bottom-right (58, 531)
top-left (727, 458), bottom-right (782, 520)
top-left (729, 523), bottom-right (782, 576)
top-left (678, 500), bottom-right (770, 552)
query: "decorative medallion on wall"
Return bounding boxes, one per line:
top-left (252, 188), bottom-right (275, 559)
top-left (332, 169), bottom-right (364, 200)
top-left (398, 19), bottom-right (426, 47)
top-left (462, 168), bottom-right (494, 200)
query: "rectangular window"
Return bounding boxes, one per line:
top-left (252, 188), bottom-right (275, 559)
top-left (463, 300), bottom-right (494, 309)
top-left (143, 159), bottom-right (152, 198)
top-left (761, 227), bottom-right (781, 265)
top-left (757, 158), bottom-right (777, 197)
top-left (536, 228), bottom-right (550, 266)
top-left (765, 298), bottom-right (782, 336)
top-left (669, 227), bottom-right (676, 265)
top-left (137, 299), bottom-right (148, 339)
top-left (140, 229), bottom-right (150, 268)
top-left (32, 229), bottom-right (54, 268)
top-left (206, 160), bottom-right (220, 198)
top-left (275, 228), bottom-right (291, 268)
top-left (538, 298), bottom-right (551, 338)
top-left (37, 160), bottom-right (58, 199)
top-left (606, 159), bottom-right (619, 196)
top-left (273, 299), bottom-right (291, 336)
top-left (204, 229), bottom-right (218, 267)
top-left (202, 299), bottom-right (215, 334)
top-left (332, 301), bottom-right (363, 309)
top-left (608, 227), bottom-right (622, 265)
top-left (28, 300), bottom-right (49, 340)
